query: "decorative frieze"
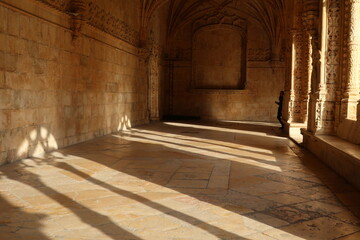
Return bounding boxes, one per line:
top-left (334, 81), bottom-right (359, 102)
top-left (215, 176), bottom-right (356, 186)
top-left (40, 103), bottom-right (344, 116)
top-left (192, 11), bottom-right (247, 34)
top-left (35, 0), bottom-right (140, 46)
top-left (86, 2), bottom-right (139, 46)
top-left (248, 48), bottom-right (271, 62)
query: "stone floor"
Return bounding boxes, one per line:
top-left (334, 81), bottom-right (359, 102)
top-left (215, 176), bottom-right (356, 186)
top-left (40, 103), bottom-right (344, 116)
top-left (1, 121), bottom-right (360, 240)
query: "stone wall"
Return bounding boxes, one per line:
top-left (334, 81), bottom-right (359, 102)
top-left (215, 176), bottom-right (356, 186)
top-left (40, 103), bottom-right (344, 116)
top-left (167, 21), bottom-right (285, 122)
top-left (169, 62), bottom-right (285, 121)
top-left (0, 0), bottom-right (148, 165)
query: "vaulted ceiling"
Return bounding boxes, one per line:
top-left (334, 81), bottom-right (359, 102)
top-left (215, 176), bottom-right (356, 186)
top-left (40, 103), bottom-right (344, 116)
top-left (140, 0), bottom-right (289, 58)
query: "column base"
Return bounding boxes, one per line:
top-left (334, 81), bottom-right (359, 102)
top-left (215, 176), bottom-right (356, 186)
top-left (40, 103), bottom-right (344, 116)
top-left (284, 121), bottom-right (307, 144)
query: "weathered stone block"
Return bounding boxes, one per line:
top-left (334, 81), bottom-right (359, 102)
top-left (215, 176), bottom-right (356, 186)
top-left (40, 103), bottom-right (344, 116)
top-left (0, 70), bottom-right (5, 89)
top-left (7, 10), bottom-right (20, 36)
top-left (9, 110), bottom-right (30, 129)
top-left (64, 106), bottom-right (75, 119)
top-left (40, 22), bottom-right (51, 44)
top-left (28, 17), bottom-right (41, 42)
top-left (0, 151), bottom-right (7, 165)
top-left (19, 14), bottom-right (31, 39)
top-left (0, 89), bottom-right (14, 109)
top-left (0, 33), bottom-right (6, 52)
top-left (52, 25), bottom-right (64, 49)
top-left (8, 36), bottom-right (27, 55)
top-left (0, 51), bottom-right (5, 70)
top-left (16, 55), bottom-right (34, 74)
top-left (7, 127), bottom-right (27, 151)
top-left (34, 59), bottom-right (46, 74)
top-left (38, 44), bottom-right (58, 61)
top-left (0, 110), bottom-right (10, 131)
top-left (26, 41), bottom-right (39, 58)
top-left (13, 90), bottom-right (33, 109)
top-left (5, 54), bottom-right (18, 72)
top-left (65, 121), bottom-right (76, 137)
top-left (0, 7), bottom-right (7, 33)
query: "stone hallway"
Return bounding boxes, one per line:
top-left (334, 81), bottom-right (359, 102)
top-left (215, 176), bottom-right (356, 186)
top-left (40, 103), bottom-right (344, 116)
top-left (0, 121), bottom-right (360, 240)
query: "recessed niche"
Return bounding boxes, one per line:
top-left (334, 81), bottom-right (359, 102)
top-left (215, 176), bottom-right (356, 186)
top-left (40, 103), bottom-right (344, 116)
top-left (192, 25), bottom-right (246, 89)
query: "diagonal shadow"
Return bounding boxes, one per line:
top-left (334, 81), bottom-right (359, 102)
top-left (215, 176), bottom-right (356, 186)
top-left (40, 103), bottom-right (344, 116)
top-left (52, 161), bottom-right (249, 240)
top-left (0, 191), bottom-right (49, 240)
top-left (2, 120), bottom-right (360, 239)
top-left (0, 168), bottom-right (143, 240)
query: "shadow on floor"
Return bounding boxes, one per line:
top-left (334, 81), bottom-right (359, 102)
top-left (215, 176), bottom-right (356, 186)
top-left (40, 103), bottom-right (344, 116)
top-left (0, 120), bottom-right (360, 239)
top-left (0, 192), bottom-right (49, 239)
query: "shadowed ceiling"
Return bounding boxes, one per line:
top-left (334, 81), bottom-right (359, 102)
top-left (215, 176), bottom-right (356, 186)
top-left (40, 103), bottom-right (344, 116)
top-left (141, 0), bottom-right (289, 59)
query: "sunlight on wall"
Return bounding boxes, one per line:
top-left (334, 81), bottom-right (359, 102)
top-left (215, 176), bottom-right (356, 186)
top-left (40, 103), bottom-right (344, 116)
top-left (16, 126), bottom-right (58, 160)
top-left (117, 115), bottom-right (132, 131)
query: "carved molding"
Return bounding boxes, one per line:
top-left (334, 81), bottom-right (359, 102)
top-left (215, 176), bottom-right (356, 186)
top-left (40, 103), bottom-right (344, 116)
top-left (86, 2), bottom-right (139, 46)
top-left (248, 48), bottom-right (271, 62)
top-left (34, 0), bottom-right (140, 46)
top-left (192, 11), bottom-right (246, 34)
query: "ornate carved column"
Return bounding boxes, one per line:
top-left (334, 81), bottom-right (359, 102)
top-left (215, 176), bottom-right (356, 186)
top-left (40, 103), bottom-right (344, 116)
top-left (341, 0), bottom-right (360, 120)
top-left (303, 0), bottom-right (325, 133)
top-left (303, 0), bottom-right (318, 133)
top-left (285, 0), bottom-right (309, 127)
top-left (288, 28), bottom-right (307, 123)
top-left (322, 0), bottom-right (341, 133)
top-left (285, 29), bottom-right (296, 123)
top-left (147, 32), bottom-right (161, 121)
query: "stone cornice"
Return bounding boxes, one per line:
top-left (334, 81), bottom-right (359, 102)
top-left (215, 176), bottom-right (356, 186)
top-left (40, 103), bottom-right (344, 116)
top-left (32, 0), bottom-right (140, 46)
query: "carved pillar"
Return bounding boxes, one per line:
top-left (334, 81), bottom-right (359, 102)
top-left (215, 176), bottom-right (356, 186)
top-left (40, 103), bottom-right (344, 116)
top-left (285, 29), bottom-right (296, 123)
top-left (285, 0), bottom-right (309, 126)
top-left (321, 0), bottom-right (341, 133)
top-left (341, 0), bottom-right (360, 120)
top-left (303, 0), bottom-right (325, 134)
top-left (147, 32), bottom-right (161, 121)
top-left (288, 29), bottom-right (305, 123)
top-left (69, 0), bottom-right (87, 39)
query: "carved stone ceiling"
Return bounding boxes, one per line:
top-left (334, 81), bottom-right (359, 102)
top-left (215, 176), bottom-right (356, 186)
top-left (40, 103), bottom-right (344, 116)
top-left (36, 0), bottom-right (288, 52)
top-left (140, 0), bottom-right (287, 31)
top-left (162, 0), bottom-right (288, 59)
